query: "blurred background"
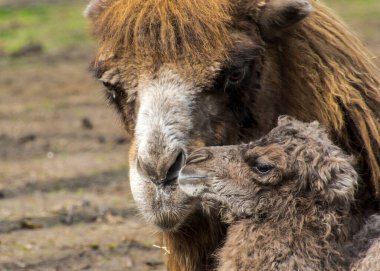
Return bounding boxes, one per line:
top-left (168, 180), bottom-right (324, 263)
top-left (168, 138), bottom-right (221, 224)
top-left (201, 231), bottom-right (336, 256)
top-left (0, 0), bottom-right (378, 270)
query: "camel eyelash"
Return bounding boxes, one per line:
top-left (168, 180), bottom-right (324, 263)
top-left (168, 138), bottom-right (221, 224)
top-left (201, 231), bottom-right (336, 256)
top-left (103, 82), bottom-right (124, 100)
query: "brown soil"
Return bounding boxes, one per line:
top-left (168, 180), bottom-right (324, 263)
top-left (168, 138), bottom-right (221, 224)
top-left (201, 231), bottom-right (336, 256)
top-left (0, 46), bottom-right (166, 271)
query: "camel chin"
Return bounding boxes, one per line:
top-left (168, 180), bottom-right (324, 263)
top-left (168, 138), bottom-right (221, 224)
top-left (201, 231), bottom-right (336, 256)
top-left (130, 165), bottom-right (197, 231)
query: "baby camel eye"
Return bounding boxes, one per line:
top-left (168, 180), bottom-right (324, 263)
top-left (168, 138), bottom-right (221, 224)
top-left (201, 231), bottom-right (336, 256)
top-left (253, 164), bottom-right (274, 175)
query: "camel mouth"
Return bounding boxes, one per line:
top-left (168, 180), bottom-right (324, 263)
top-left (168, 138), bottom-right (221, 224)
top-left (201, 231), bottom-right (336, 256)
top-left (178, 173), bottom-right (208, 197)
top-left (178, 175), bottom-right (207, 185)
top-left (147, 184), bottom-right (198, 231)
top-left (151, 196), bottom-right (198, 231)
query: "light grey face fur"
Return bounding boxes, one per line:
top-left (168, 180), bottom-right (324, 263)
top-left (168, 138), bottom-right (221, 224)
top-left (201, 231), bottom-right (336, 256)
top-left (130, 67), bottom-right (201, 229)
top-left (134, 68), bottom-right (194, 168)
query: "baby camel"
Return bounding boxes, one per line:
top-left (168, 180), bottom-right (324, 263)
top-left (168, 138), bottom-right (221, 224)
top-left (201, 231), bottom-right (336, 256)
top-left (178, 116), bottom-right (359, 271)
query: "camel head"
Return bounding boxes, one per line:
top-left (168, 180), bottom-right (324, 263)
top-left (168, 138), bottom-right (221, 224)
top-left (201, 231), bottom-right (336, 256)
top-left (85, 0), bottom-right (317, 230)
top-left (179, 116), bottom-right (358, 221)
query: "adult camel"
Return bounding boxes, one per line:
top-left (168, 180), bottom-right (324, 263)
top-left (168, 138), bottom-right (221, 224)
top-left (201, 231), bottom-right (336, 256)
top-left (85, 0), bottom-right (380, 270)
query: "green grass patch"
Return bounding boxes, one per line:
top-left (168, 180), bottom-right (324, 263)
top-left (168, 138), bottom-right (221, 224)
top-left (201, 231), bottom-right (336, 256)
top-left (0, 3), bottom-right (93, 54)
top-left (324, 0), bottom-right (380, 40)
top-left (324, 0), bottom-right (380, 22)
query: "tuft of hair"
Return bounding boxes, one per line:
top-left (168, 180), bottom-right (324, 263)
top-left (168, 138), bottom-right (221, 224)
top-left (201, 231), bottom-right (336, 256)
top-left (276, 115), bottom-right (329, 142)
top-left (158, 211), bottom-right (226, 271)
top-left (89, 0), bottom-right (233, 63)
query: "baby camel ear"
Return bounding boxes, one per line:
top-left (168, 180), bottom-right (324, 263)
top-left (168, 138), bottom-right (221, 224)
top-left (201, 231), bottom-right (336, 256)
top-left (259, 0), bottom-right (313, 41)
top-left (314, 156), bottom-right (358, 206)
top-left (84, 0), bottom-right (110, 20)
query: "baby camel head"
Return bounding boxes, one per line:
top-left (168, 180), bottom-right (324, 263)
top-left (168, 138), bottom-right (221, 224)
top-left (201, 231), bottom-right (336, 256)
top-left (178, 116), bottom-right (358, 221)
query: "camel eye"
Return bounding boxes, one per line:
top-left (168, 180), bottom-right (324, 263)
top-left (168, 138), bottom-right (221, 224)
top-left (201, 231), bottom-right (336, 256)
top-left (253, 164), bottom-right (274, 175)
top-left (226, 67), bottom-right (246, 84)
top-left (103, 81), bottom-right (120, 99)
top-left (103, 81), bottom-right (112, 88)
top-left (103, 81), bottom-right (117, 91)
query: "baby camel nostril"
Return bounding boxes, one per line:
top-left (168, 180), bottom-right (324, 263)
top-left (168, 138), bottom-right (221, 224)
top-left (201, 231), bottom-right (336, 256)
top-left (166, 149), bottom-right (186, 181)
top-left (186, 149), bottom-right (211, 164)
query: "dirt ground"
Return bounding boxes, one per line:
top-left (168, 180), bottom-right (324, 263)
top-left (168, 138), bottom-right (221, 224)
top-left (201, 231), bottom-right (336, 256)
top-left (0, 1), bottom-right (379, 271)
top-left (0, 46), bottom-right (166, 271)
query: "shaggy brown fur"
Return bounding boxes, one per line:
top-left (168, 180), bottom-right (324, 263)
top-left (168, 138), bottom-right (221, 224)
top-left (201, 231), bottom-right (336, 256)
top-left (345, 214), bottom-right (380, 271)
top-left (86, 0), bottom-right (380, 270)
top-left (87, 0), bottom-right (232, 63)
top-left (275, 1), bottom-right (380, 197)
top-left (179, 116), bottom-right (359, 271)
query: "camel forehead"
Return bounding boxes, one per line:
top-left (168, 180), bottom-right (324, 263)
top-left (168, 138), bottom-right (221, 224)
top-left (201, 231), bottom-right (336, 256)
top-left (91, 0), bottom-right (237, 65)
top-left (90, 0), bottom-right (266, 73)
top-left (250, 144), bottom-right (285, 159)
top-left (89, 0), bottom-right (266, 87)
top-left (94, 30), bottom-right (263, 89)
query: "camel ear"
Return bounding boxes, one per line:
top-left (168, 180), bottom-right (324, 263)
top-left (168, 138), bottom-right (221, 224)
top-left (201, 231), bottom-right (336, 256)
top-left (84, 0), bottom-right (110, 20)
top-left (259, 0), bottom-right (313, 41)
top-left (313, 155), bottom-right (358, 205)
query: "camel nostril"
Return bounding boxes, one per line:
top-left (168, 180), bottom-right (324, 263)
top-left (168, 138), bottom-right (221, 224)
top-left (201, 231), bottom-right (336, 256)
top-left (136, 149), bottom-right (185, 185)
top-left (166, 149), bottom-right (186, 182)
top-left (136, 155), bottom-right (151, 179)
top-left (186, 149), bottom-right (211, 165)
